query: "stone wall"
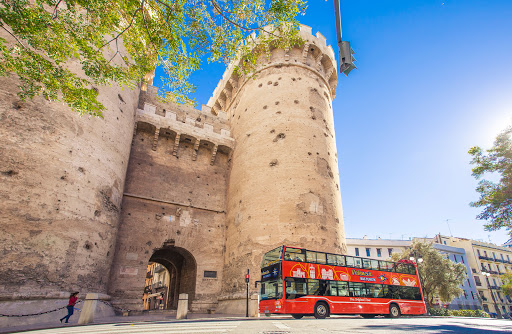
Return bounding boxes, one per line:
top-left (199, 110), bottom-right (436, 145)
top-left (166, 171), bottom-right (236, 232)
top-left (108, 94), bottom-right (232, 312)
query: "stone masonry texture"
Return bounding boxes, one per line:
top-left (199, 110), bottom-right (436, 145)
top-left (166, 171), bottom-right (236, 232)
top-left (0, 25), bottom-right (346, 324)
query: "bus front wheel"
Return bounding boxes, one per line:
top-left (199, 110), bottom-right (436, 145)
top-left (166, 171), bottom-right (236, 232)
top-left (388, 304), bottom-right (401, 318)
top-left (292, 314), bottom-right (304, 319)
top-left (314, 302), bottom-right (329, 319)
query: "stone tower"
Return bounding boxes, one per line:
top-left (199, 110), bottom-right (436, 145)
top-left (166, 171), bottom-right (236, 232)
top-left (0, 25), bottom-right (346, 323)
top-left (0, 30), bottom-right (140, 326)
top-left (208, 25), bottom-right (346, 312)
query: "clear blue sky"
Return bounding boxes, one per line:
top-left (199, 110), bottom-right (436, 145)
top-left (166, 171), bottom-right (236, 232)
top-left (154, 0), bottom-right (512, 245)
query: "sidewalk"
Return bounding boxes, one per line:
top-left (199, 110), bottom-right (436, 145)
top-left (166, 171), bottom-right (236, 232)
top-left (0, 312), bottom-right (267, 334)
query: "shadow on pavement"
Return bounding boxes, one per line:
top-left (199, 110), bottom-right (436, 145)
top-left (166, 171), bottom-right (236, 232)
top-left (363, 323), bottom-right (512, 334)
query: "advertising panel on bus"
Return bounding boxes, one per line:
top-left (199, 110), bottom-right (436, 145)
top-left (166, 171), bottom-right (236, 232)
top-left (281, 261), bottom-right (419, 287)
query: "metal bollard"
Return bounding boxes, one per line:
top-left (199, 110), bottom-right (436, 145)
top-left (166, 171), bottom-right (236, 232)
top-left (176, 293), bottom-right (188, 320)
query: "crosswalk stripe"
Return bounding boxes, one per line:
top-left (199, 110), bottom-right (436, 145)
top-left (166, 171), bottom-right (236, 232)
top-left (272, 321), bottom-right (291, 330)
top-left (31, 322), bottom-right (241, 334)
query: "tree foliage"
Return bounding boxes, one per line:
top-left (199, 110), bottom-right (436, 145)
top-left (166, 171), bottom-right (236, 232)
top-left (0, 0), bottom-right (306, 116)
top-left (391, 241), bottom-right (466, 308)
top-left (469, 127), bottom-right (512, 235)
top-left (501, 271), bottom-right (512, 297)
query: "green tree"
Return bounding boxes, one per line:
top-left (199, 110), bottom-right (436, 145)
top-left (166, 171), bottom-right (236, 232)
top-left (0, 0), bottom-right (306, 116)
top-left (469, 127), bottom-right (512, 235)
top-left (392, 241), bottom-right (466, 308)
top-left (501, 271), bottom-right (512, 297)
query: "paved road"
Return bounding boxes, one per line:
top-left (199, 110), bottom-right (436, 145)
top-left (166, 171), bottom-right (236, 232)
top-left (16, 316), bottom-right (512, 334)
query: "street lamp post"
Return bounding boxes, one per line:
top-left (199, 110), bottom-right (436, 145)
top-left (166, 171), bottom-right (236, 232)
top-left (482, 271), bottom-right (502, 319)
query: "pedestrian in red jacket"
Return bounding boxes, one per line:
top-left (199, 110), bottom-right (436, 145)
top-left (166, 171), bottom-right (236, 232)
top-left (60, 292), bottom-right (79, 323)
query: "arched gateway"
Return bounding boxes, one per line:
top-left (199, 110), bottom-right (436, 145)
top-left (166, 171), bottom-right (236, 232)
top-left (109, 242), bottom-right (198, 312)
top-left (145, 247), bottom-right (197, 310)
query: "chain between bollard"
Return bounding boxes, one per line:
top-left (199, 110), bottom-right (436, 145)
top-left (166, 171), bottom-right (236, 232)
top-left (99, 300), bottom-right (134, 313)
top-left (0, 300), bottom-right (83, 318)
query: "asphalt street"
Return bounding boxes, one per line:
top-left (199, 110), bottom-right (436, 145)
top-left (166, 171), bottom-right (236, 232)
top-left (13, 316), bottom-right (512, 334)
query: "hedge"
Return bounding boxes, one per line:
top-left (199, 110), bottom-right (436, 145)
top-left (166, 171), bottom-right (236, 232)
top-left (428, 308), bottom-right (490, 318)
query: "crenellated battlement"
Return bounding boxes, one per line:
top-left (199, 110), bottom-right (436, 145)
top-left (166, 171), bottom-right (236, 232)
top-left (207, 25), bottom-right (338, 116)
top-left (135, 86), bottom-right (234, 165)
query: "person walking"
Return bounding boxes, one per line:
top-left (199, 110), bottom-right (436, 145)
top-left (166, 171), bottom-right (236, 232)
top-left (60, 292), bottom-right (79, 323)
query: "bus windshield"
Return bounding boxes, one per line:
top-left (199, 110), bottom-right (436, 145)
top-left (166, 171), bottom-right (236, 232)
top-left (260, 279), bottom-right (282, 300)
top-left (262, 246), bottom-right (283, 267)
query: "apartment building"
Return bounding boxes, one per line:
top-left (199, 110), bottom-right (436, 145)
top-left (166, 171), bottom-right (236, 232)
top-left (346, 237), bottom-right (481, 310)
top-left (437, 235), bottom-right (512, 317)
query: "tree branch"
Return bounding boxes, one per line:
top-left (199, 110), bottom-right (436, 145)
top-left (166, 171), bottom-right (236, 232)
top-left (99, 2), bottom-right (144, 50)
top-left (0, 25), bottom-right (28, 51)
top-left (51, 0), bottom-right (63, 20)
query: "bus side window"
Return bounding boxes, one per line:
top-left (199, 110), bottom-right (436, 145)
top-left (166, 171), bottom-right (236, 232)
top-left (378, 260), bottom-right (388, 271)
top-left (389, 285), bottom-right (400, 299)
top-left (349, 282), bottom-right (365, 297)
top-left (408, 264), bottom-right (417, 275)
top-left (371, 260), bottom-right (379, 271)
top-left (306, 251), bottom-right (317, 263)
top-left (316, 252), bottom-right (326, 264)
top-left (385, 261), bottom-right (394, 271)
top-left (328, 281), bottom-right (338, 296)
top-left (368, 283), bottom-right (383, 298)
top-left (353, 257), bottom-right (362, 268)
top-left (307, 279), bottom-right (319, 295)
top-left (345, 256), bottom-right (354, 267)
top-left (380, 284), bottom-right (388, 298)
top-left (284, 248), bottom-right (305, 262)
top-left (337, 255), bottom-right (346, 267)
top-left (338, 281), bottom-right (349, 296)
top-left (326, 254), bottom-right (337, 266)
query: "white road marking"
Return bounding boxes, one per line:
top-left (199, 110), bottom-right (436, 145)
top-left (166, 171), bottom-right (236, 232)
top-left (272, 321), bottom-right (291, 330)
top-left (30, 321), bottom-right (241, 334)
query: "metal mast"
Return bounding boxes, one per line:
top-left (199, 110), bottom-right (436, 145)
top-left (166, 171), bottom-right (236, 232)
top-left (334, 0), bottom-right (356, 75)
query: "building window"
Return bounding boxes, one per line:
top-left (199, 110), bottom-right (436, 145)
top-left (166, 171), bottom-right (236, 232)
top-left (477, 249), bottom-right (481, 256)
top-left (467, 279), bottom-right (471, 287)
top-left (443, 241), bottom-right (447, 245)
top-left (377, 248), bottom-right (382, 257)
top-left (501, 254), bottom-right (505, 261)
top-left (355, 248), bottom-right (360, 257)
top-left (508, 255), bottom-right (510, 261)
top-left (463, 291), bottom-right (467, 299)
top-left (493, 252), bottom-right (496, 260)
top-left (471, 291), bottom-right (475, 299)
top-left (388, 248), bottom-right (393, 257)
top-left (366, 248), bottom-right (371, 257)
top-left (484, 251), bottom-right (488, 257)
top-left (454, 255), bottom-right (458, 263)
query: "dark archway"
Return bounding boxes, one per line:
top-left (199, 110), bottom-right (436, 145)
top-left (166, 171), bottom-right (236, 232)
top-left (146, 246), bottom-right (197, 310)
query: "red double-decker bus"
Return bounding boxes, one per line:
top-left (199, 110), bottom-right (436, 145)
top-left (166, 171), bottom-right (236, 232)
top-left (259, 245), bottom-right (426, 319)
